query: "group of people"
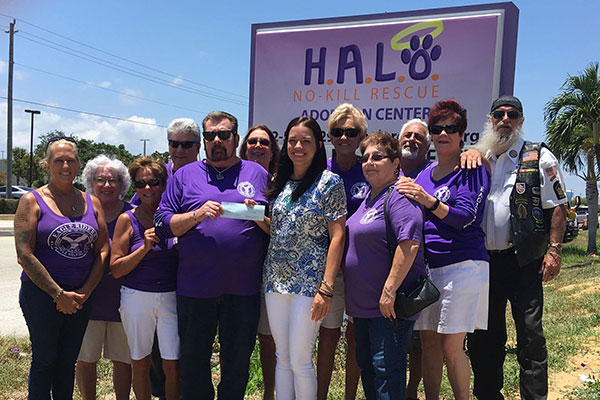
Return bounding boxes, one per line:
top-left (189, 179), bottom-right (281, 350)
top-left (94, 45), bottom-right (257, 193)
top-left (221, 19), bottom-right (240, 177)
top-left (15, 95), bottom-right (567, 400)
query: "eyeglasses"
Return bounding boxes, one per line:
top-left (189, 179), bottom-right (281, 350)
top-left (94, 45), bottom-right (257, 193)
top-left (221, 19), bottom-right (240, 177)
top-left (134, 178), bottom-right (163, 189)
top-left (203, 130), bottom-right (235, 141)
top-left (95, 177), bottom-right (117, 186)
top-left (45, 136), bottom-right (77, 151)
top-left (330, 127), bottom-right (360, 138)
top-left (491, 110), bottom-right (521, 120)
top-left (430, 125), bottom-right (460, 135)
top-left (359, 154), bottom-right (389, 163)
top-left (247, 137), bottom-right (270, 146)
top-left (169, 140), bottom-right (199, 149)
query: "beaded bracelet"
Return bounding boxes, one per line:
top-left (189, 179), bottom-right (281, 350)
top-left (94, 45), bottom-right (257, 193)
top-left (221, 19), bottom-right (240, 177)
top-left (53, 288), bottom-right (64, 303)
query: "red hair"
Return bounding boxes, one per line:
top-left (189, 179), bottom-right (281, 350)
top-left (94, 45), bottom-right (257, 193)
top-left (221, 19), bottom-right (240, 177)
top-left (427, 99), bottom-right (467, 134)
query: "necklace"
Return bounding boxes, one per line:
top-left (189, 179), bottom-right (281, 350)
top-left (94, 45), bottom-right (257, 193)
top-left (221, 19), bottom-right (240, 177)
top-left (209, 162), bottom-right (236, 180)
top-left (46, 185), bottom-right (78, 212)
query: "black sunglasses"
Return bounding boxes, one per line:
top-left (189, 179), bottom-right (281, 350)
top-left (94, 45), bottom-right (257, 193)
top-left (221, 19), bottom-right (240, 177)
top-left (45, 136), bottom-right (77, 151)
top-left (203, 130), bottom-right (235, 141)
top-left (430, 125), bottom-right (461, 135)
top-left (134, 178), bottom-right (163, 189)
top-left (169, 140), bottom-right (199, 149)
top-left (247, 137), bottom-right (270, 146)
top-left (359, 154), bottom-right (388, 163)
top-left (492, 110), bottom-right (521, 120)
top-left (330, 127), bottom-right (360, 138)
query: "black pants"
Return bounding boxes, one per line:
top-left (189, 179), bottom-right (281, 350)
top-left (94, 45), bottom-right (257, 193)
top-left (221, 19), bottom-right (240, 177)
top-left (467, 251), bottom-right (548, 400)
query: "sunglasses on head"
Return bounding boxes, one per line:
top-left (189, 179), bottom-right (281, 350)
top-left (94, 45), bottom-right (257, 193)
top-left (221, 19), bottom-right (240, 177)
top-left (169, 140), bottom-right (198, 149)
top-left (247, 137), bottom-right (270, 146)
top-left (134, 178), bottom-right (163, 189)
top-left (45, 136), bottom-right (77, 152)
top-left (203, 130), bottom-right (235, 141)
top-left (429, 125), bottom-right (461, 135)
top-left (359, 154), bottom-right (388, 163)
top-left (330, 127), bottom-right (360, 138)
top-left (492, 110), bottom-right (521, 120)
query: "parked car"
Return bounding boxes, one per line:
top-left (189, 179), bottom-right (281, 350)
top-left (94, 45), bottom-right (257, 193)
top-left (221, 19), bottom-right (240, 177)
top-left (0, 185), bottom-right (34, 199)
top-left (564, 207), bottom-right (578, 243)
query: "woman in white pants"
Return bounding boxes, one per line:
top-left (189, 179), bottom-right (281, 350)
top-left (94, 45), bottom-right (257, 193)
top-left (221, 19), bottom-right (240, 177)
top-left (263, 116), bottom-right (346, 399)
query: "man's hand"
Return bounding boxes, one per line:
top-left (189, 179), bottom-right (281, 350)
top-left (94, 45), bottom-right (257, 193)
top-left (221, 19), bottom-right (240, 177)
top-left (540, 249), bottom-right (561, 282)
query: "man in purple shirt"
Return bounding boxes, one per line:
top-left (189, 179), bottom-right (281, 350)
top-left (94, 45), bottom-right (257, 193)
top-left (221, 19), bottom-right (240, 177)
top-left (400, 118), bottom-right (432, 180)
top-left (154, 111), bottom-right (269, 400)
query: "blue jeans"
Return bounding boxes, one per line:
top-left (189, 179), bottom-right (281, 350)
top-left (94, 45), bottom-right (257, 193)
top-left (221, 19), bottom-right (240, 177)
top-left (354, 317), bottom-right (415, 400)
top-left (19, 280), bottom-right (93, 400)
top-left (177, 293), bottom-right (260, 400)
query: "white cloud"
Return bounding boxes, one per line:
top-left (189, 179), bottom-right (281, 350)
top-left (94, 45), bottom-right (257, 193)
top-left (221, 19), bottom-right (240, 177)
top-left (119, 88), bottom-right (142, 106)
top-left (0, 60), bottom-right (6, 74)
top-left (86, 80), bottom-right (111, 89)
top-left (171, 76), bottom-right (183, 85)
top-left (0, 61), bottom-right (26, 80)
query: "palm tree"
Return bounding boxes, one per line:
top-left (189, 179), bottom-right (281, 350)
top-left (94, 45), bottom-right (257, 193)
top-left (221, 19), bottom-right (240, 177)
top-left (544, 62), bottom-right (600, 254)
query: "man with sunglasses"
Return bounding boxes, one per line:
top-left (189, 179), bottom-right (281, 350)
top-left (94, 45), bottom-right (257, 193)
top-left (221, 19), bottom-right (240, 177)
top-left (399, 118), bottom-right (432, 179)
top-left (467, 95), bottom-right (567, 400)
top-left (154, 111), bottom-right (269, 399)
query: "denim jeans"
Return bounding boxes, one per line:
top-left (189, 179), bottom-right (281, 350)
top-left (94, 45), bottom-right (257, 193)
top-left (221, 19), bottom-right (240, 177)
top-left (19, 280), bottom-right (92, 400)
top-left (177, 293), bottom-right (260, 400)
top-left (354, 317), bottom-right (415, 400)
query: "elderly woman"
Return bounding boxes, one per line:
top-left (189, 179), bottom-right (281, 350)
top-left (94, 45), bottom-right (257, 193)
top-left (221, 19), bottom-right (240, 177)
top-left (110, 157), bottom-right (179, 400)
top-left (14, 137), bottom-right (109, 398)
top-left (263, 116), bottom-right (346, 399)
top-left (76, 155), bottom-right (133, 400)
top-left (397, 99), bottom-right (490, 400)
top-left (318, 103), bottom-right (368, 400)
top-left (343, 131), bottom-right (426, 399)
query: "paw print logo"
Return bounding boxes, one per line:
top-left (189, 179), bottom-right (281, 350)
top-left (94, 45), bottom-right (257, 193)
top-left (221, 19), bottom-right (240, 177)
top-left (400, 34), bottom-right (442, 80)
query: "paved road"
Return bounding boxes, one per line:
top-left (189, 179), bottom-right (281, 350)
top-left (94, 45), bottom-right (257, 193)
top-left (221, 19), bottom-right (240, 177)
top-left (0, 220), bottom-right (29, 336)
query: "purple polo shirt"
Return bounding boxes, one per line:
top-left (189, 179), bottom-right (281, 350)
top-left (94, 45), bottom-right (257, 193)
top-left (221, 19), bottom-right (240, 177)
top-left (343, 186), bottom-right (426, 319)
top-left (403, 160), bottom-right (432, 180)
top-left (327, 157), bottom-right (369, 217)
top-left (415, 163), bottom-right (490, 268)
top-left (154, 160), bottom-right (269, 298)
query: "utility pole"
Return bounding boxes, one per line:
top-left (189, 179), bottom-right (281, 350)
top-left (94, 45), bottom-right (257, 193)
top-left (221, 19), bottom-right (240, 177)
top-left (5, 19), bottom-right (16, 196)
top-left (25, 109), bottom-right (40, 187)
top-left (140, 138), bottom-right (149, 156)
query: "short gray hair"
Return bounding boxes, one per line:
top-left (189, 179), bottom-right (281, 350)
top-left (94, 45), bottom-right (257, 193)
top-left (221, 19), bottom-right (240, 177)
top-left (82, 155), bottom-right (131, 200)
top-left (167, 118), bottom-right (201, 142)
top-left (400, 118), bottom-right (430, 144)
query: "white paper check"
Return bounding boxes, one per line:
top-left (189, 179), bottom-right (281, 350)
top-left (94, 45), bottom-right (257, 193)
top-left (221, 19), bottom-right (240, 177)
top-left (221, 202), bottom-right (265, 221)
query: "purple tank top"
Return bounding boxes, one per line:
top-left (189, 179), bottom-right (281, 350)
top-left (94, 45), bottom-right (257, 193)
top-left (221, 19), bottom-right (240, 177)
top-left (121, 210), bottom-right (177, 292)
top-left (90, 201), bottom-right (133, 321)
top-left (21, 190), bottom-right (99, 288)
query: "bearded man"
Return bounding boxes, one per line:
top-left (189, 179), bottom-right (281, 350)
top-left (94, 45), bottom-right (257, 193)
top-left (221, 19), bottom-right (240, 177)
top-left (467, 95), bottom-right (567, 400)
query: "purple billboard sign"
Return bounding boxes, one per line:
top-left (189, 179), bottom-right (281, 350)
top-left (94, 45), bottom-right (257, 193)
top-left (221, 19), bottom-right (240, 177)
top-left (249, 2), bottom-right (519, 152)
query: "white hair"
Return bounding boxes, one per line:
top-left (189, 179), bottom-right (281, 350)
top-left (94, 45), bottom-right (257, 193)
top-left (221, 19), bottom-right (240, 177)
top-left (400, 118), bottom-right (430, 145)
top-left (167, 118), bottom-right (201, 141)
top-left (81, 155), bottom-right (131, 199)
top-left (476, 117), bottom-right (524, 156)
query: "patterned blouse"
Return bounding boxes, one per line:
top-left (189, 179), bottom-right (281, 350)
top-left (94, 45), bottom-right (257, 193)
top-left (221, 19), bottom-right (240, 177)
top-left (263, 170), bottom-right (347, 297)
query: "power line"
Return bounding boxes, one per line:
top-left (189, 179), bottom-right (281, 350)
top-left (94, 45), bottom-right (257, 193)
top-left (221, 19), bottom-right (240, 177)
top-left (0, 12), bottom-right (247, 99)
top-left (18, 33), bottom-right (249, 106)
top-left (12, 61), bottom-right (212, 115)
top-left (0, 96), bottom-right (168, 128)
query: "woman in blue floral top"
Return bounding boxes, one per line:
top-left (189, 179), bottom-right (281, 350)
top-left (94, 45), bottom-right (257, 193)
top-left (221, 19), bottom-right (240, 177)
top-left (263, 116), bottom-right (347, 399)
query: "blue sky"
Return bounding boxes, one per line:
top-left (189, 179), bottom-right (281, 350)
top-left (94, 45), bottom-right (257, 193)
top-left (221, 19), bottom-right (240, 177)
top-left (0, 0), bottom-right (597, 196)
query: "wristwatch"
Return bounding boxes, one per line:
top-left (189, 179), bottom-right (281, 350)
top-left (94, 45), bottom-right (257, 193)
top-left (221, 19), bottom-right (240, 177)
top-left (549, 242), bottom-right (562, 251)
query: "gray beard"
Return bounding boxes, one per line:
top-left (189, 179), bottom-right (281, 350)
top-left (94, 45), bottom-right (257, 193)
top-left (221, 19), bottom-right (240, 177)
top-left (476, 120), bottom-right (523, 156)
top-left (401, 147), bottom-right (419, 160)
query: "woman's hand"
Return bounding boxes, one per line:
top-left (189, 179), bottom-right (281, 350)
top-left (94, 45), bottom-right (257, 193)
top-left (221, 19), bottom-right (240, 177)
top-left (379, 286), bottom-right (397, 319)
top-left (310, 292), bottom-right (332, 321)
top-left (55, 291), bottom-right (86, 314)
top-left (142, 227), bottom-right (159, 251)
top-left (396, 181), bottom-right (436, 209)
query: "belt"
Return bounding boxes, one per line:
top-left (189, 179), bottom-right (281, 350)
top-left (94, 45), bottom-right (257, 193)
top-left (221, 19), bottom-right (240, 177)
top-left (488, 247), bottom-right (515, 257)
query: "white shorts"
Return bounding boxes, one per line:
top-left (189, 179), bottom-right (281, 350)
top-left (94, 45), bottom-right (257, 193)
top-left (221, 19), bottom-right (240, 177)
top-left (77, 320), bottom-right (131, 364)
top-left (415, 259), bottom-right (489, 334)
top-left (257, 292), bottom-right (272, 336)
top-left (321, 272), bottom-right (346, 329)
top-left (119, 287), bottom-right (180, 361)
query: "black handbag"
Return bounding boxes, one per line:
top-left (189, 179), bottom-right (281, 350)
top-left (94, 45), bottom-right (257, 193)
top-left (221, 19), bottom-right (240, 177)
top-left (383, 186), bottom-right (440, 319)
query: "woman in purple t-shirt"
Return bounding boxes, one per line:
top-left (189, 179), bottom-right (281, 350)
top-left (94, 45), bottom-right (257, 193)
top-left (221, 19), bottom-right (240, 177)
top-left (15, 137), bottom-right (110, 399)
top-left (344, 131), bottom-right (426, 399)
top-left (76, 155), bottom-right (133, 400)
top-left (397, 99), bottom-right (490, 400)
top-left (111, 157), bottom-right (179, 400)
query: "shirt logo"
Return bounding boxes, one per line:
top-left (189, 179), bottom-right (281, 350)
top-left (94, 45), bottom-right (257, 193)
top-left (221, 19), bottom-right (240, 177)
top-left (433, 186), bottom-right (451, 202)
top-left (237, 181), bottom-right (256, 198)
top-left (516, 183), bottom-right (526, 195)
top-left (351, 182), bottom-right (369, 199)
top-left (360, 208), bottom-right (378, 225)
top-left (48, 222), bottom-right (98, 260)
